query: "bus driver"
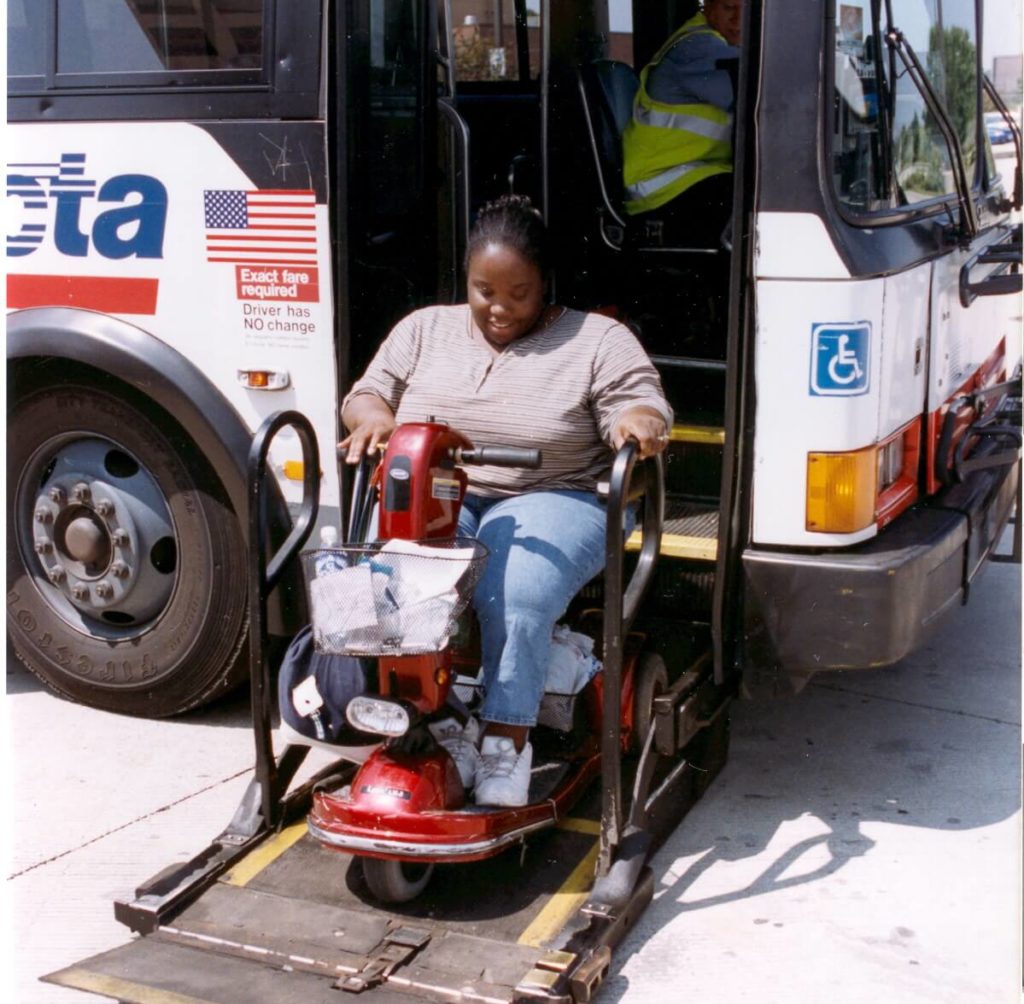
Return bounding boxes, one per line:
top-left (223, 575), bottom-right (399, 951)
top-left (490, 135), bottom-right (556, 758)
top-left (622, 0), bottom-right (743, 247)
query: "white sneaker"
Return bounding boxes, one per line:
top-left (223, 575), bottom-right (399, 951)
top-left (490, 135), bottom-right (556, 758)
top-left (428, 716), bottom-right (480, 790)
top-left (474, 736), bottom-right (533, 807)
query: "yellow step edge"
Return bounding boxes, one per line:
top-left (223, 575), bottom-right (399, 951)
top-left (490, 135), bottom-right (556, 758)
top-left (626, 530), bottom-right (717, 562)
top-left (670, 424), bottom-right (725, 445)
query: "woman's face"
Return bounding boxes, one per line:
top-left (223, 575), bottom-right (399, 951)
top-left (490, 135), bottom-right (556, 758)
top-left (467, 242), bottom-right (546, 348)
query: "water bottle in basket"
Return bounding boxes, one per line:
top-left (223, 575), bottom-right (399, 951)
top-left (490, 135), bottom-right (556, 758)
top-left (314, 525), bottom-right (345, 575)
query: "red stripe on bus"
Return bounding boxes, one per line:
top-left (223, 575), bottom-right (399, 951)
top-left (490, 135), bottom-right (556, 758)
top-left (7, 274), bottom-right (159, 315)
top-left (206, 251), bottom-right (318, 259)
top-left (206, 234), bottom-right (317, 242)
top-left (207, 257), bottom-right (322, 265)
top-left (247, 202), bottom-right (315, 209)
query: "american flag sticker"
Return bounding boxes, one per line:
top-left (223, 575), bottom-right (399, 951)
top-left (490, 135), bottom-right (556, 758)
top-left (204, 188), bottom-right (320, 302)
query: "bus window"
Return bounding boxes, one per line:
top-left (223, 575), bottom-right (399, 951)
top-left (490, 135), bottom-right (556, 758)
top-left (55, 0), bottom-right (264, 74)
top-left (833, 2), bottom-right (887, 210)
top-left (8, 0), bottom-right (46, 77)
top-left (889, 0), bottom-right (976, 205)
top-left (452, 1), bottom-right (539, 82)
top-left (834, 1), bottom-right (983, 214)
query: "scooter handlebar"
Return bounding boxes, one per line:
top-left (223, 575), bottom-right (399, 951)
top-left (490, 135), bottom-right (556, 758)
top-left (455, 445), bottom-right (543, 469)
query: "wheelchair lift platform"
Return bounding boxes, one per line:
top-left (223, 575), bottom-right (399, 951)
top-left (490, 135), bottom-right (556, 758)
top-left (43, 736), bottom-right (726, 1004)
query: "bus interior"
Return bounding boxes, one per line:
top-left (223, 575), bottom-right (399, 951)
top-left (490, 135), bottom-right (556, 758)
top-left (343, 0), bottom-right (738, 634)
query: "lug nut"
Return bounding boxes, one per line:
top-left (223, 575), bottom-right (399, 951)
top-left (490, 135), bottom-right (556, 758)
top-left (48, 487), bottom-right (67, 505)
top-left (48, 567), bottom-right (67, 584)
top-left (110, 561), bottom-right (130, 579)
top-left (71, 482), bottom-right (91, 502)
top-left (95, 499), bottom-right (115, 517)
top-left (95, 581), bottom-right (114, 599)
top-left (71, 583), bottom-right (89, 600)
top-left (111, 529), bottom-right (130, 547)
top-left (34, 539), bottom-right (54, 555)
top-left (34, 508), bottom-right (53, 524)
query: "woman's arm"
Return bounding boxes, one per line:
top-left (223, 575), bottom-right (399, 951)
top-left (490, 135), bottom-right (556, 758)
top-left (589, 319), bottom-right (673, 458)
top-left (339, 393), bottom-right (396, 463)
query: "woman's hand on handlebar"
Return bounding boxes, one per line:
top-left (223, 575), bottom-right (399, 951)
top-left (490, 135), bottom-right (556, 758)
top-left (338, 394), bottom-right (396, 464)
top-left (612, 406), bottom-right (670, 459)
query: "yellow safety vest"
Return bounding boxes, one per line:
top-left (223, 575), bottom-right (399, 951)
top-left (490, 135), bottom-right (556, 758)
top-left (622, 14), bottom-right (734, 215)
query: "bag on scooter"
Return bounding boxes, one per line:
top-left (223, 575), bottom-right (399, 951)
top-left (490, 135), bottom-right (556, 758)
top-left (537, 624), bottom-right (602, 731)
top-left (277, 624), bottom-right (377, 745)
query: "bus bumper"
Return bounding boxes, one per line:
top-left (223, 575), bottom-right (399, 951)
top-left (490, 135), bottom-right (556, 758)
top-left (741, 458), bottom-right (1019, 672)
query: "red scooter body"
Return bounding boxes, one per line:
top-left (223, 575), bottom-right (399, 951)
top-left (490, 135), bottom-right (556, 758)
top-left (308, 422), bottom-right (634, 871)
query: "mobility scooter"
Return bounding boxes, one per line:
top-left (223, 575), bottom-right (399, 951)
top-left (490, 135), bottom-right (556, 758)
top-left (288, 417), bottom-right (666, 904)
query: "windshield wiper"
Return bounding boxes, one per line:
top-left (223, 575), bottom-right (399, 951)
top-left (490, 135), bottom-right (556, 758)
top-left (885, 26), bottom-right (978, 245)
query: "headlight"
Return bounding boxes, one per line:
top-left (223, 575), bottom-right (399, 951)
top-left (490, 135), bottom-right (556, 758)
top-left (346, 697), bottom-right (410, 737)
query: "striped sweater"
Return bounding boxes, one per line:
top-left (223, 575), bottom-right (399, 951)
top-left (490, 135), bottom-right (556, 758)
top-left (344, 304), bottom-right (672, 496)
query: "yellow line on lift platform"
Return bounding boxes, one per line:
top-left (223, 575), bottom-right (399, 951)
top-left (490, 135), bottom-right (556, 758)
top-left (47, 968), bottom-right (212, 1004)
top-left (516, 818), bottom-right (601, 947)
top-left (221, 820), bottom-right (308, 887)
top-left (555, 816), bottom-right (601, 836)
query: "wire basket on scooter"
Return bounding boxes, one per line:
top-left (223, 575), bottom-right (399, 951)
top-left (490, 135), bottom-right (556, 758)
top-left (301, 538), bottom-right (488, 656)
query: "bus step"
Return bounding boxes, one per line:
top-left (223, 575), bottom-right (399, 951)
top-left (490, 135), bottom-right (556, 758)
top-left (627, 496), bottom-right (719, 562)
top-left (663, 424), bottom-right (724, 500)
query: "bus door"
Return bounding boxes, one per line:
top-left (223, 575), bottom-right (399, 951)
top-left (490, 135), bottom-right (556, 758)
top-left (340, 0), bottom-right (447, 381)
top-left (341, 0), bottom-right (545, 375)
top-left (436, 0), bottom-right (546, 292)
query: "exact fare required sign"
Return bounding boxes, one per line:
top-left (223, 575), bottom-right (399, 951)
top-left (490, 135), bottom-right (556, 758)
top-left (235, 265), bottom-right (319, 302)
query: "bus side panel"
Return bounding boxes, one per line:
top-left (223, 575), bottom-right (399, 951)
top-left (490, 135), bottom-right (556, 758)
top-left (926, 238), bottom-right (1017, 492)
top-left (6, 121), bottom-right (341, 511)
top-left (751, 275), bottom-right (884, 547)
top-left (878, 263), bottom-right (931, 436)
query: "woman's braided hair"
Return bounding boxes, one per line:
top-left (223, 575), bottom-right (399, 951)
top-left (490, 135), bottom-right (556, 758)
top-left (465, 194), bottom-right (550, 275)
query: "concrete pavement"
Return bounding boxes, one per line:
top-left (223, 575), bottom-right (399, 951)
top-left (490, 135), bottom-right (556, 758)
top-left (6, 546), bottom-right (1021, 1003)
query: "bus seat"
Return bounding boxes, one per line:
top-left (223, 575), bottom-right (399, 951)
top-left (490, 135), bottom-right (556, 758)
top-left (577, 58), bottom-right (724, 255)
top-left (577, 59), bottom-right (637, 245)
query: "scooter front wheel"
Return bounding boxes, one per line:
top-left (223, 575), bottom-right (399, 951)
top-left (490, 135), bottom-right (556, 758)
top-left (362, 858), bottom-right (435, 903)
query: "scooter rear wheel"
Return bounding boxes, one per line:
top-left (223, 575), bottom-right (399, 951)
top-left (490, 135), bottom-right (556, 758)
top-left (362, 858), bottom-right (435, 903)
top-left (632, 652), bottom-right (668, 753)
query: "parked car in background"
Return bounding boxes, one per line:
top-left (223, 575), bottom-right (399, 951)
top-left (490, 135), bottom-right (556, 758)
top-left (986, 110), bottom-right (1017, 152)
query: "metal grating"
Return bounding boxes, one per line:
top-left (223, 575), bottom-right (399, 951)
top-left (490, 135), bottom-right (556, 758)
top-left (627, 497), bottom-right (719, 561)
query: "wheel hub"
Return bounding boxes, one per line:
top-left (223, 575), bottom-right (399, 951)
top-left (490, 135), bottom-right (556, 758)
top-left (60, 509), bottom-right (112, 567)
top-left (27, 436), bottom-right (178, 626)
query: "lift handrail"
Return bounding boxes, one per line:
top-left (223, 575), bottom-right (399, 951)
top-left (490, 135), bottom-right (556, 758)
top-left (248, 410), bottom-right (321, 828)
top-left (597, 440), bottom-right (664, 877)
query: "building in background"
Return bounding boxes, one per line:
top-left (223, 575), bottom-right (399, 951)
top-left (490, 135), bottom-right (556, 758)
top-left (991, 53), bottom-right (1022, 108)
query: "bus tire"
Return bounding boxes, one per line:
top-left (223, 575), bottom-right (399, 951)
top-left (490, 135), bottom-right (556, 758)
top-left (7, 380), bottom-right (248, 717)
top-left (361, 858), bottom-right (434, 903)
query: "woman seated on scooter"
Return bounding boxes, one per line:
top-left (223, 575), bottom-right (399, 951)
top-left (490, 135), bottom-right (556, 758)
top-left (340, 194), bottom-right (672, 807)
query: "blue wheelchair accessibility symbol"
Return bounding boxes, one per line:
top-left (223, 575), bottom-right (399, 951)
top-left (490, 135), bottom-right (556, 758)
top-left (810, 322), bottom-right (870, 396)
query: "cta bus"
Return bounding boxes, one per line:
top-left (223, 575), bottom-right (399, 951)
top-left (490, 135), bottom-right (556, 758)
top-left (7, 0), bottom-right (1021, 717)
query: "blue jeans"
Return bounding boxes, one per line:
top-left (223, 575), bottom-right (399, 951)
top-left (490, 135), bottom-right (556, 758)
top-left (457, 490), bottom-right (635, 728)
